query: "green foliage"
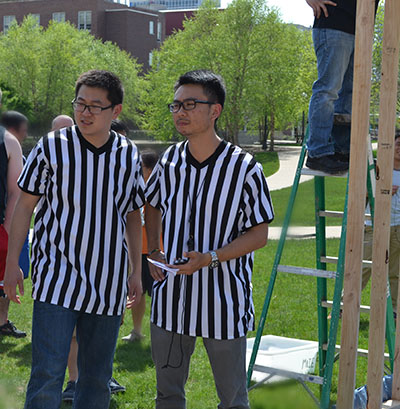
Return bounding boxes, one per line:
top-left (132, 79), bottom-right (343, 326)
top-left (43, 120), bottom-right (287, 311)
top-left (0, 16), bottom-right (142, 134)
top-left (141, 0), bottom-right (316, 144)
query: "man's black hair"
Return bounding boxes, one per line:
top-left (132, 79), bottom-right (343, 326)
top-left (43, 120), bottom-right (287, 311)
top-left (174, 70), bottom-right (226, 108)
top-left (141, 149), bottom-right (159, 170)
top-left (75, 70), bottom-right (124, 106)
top-left (1, 110), bottom-right (28, 131)
top-left (395, 129), bottom-right (400, 139)
top-left (111, 119), bottom-right (129, 135)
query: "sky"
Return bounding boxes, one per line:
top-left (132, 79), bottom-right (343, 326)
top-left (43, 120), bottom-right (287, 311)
top-left (220, 0), bottom-right (315, 27)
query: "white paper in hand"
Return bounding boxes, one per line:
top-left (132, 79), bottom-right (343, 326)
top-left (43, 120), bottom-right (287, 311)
top-left (147, 258), bottom-right (179, 276)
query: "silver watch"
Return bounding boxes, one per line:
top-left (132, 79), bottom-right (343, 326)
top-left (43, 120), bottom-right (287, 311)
top-left (208, 251), bottom-right (220, 269)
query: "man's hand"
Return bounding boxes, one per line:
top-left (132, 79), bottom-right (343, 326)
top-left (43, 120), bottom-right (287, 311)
top-left (126, 273), bottom-right (142, 309)
top-left (393, 185), bottom-right (399, 195)
top-left (4, 261), bottom-right (24, 304)
top-left (306, 0), bottom-right (337, 18)
top-left (148, 250), bottom-right (166, 282)
top-left (167, 251), bottom-right (212, 276)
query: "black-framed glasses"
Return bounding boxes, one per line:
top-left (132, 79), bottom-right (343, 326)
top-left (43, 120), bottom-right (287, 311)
top-left (168, 99), bottom-right (215, 113)
top-left (71, 100), bottom-right (114, 115)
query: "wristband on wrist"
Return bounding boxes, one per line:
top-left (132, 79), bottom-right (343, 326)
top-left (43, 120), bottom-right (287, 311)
top-left (149, 248), bottom-right (161, 255)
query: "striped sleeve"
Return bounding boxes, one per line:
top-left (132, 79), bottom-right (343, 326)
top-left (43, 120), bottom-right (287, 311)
top-left (242, 161), bottom-right (274, 230)
top-left (145, 161), bottom-right (161, 208)
top-left (18, 138), bottom-right (48, 196)
top-left (128, 154), bottom-right (146, 212)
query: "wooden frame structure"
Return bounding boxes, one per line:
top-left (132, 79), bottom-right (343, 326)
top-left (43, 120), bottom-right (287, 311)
top-left (337, 0), bottom-right (400, 408)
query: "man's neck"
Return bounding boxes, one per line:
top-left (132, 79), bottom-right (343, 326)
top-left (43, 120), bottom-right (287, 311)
top-left (394, 159), bottom-right (400, 170)
top-left (80, 130), bottom-right (110, 148)
top-left (187, 133), bottom-right (221, 163)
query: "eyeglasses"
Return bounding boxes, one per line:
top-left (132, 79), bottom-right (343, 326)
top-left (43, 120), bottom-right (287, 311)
top-left (71, 100), bottom-right (114, 115)
top-left (168, 99), bottom-right (215, 113)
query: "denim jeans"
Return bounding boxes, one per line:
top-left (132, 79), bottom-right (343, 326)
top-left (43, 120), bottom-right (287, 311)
top-left (307, 28), bottom-right (355, 158)
top-left (24, 300), bottom-right (121, 409)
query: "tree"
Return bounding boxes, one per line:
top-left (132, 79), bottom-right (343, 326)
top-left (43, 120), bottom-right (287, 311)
top-left (141, 0), bottom-right (316, 147)
top-left (0, 16), bottom-right (142, 134)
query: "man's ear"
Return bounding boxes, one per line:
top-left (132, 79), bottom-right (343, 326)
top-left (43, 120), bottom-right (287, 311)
top-left (211, 103), bottom-right (223, 121)
top-left (112, 104), bottom-right (123, 119)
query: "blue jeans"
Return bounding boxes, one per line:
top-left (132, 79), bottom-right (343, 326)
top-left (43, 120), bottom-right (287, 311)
top-left (307, 28), bottom-right (355, 158)
top-left (24, 301), bottom-right (122, 409)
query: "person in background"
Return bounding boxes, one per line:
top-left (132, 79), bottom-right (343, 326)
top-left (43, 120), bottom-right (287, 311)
top-left (0, 106), bottom-right (26, 339)
top-left (122, 149), bottom-right (159, 342)
top-left (51, 114), bottom-right (74, 131)
top-left (305, 0), bottom-right (379, 173)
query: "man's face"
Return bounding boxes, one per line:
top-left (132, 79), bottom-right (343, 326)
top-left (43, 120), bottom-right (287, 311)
top-left (74, 85), bottom-right (122, 140)
top-left (172, 84), bottom-right (220, 138)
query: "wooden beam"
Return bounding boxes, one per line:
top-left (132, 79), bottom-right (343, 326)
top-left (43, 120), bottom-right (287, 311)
top-left (336, 0), bottom-right (376, 407)
top-left (367, 0), bottom-right (400, 407)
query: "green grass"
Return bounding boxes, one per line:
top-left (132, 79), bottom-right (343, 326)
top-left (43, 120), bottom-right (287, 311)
top-left (270, 177), bottom-right (348, 227)
top-left (0, 238), bottom-right (375, 409)
top-left (255, 151), bottom-right (280, 178)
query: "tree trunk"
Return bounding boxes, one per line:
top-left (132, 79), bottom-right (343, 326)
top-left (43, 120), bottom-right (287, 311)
top-left (268, 111), bottom-right (275, 151)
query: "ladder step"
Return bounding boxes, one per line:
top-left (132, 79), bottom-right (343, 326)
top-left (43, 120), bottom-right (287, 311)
top-left (382, 401), bottom-right (400, 408)
top-left (320, 256), bottom-right (372, 268)
top-left (252, 364), bottom-right (324, 385)
top-left (301, 168), bottom-right (348, 178)
top-left (277, 265), bottom-right (336, 279)
top-left (321, 300), bottom-right (371, 314)
top-left (322, 343), bottom-right (390, 360)
top-left (319, 210), bottom-right (344, 218)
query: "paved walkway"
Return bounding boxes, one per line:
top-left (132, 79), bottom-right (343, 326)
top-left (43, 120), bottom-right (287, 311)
top-left (265, 143), bottom-right (342, 239)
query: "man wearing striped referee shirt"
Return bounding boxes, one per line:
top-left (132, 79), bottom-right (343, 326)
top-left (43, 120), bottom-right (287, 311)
top-left (4, 70), bottom-right (145, 409)
top-left (146, 70), bottom-right (274, 409)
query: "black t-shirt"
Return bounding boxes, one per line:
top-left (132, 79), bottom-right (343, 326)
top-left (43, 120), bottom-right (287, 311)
top-left (313, 0), bottom-right (379, 35)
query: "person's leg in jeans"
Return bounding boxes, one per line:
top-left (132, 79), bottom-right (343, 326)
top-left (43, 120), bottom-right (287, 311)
top-left (203, 336), bottom-right (249, 409)
top-left (24, 301), bottom-right (77, 409)
top-left (332, 48), bottom-right (354, 156)
top-left (151, 322), bottom-right (196, 409)
top-left (307, 28), bottom-right (355, 158)
top-left (73, 312), bottom-right (122, 409)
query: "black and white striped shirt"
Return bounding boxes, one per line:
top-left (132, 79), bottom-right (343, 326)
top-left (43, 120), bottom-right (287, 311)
top-left (146, 140), bottom-right (274, 339)
top-left (18, 126), bottom-right (145, 316)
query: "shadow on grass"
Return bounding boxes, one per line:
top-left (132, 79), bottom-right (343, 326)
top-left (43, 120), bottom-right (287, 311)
top-left (113, 341), bottom-right (153, 372)
top-left (1, 337), bottom-right (31, 369)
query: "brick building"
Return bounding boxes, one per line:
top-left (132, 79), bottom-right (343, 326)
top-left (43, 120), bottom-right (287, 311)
top-left (0, 0), bottom-right (165, 71)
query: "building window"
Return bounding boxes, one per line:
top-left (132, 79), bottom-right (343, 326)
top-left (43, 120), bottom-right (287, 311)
top-left (78, 11), bottom-right (92, 31)
top-left (30, 14), bottom-right (40, 25)
top-left (3, 15), bottom-right (15, 33)
top-left (149, 52), bottom-right (153, 67)
top-left (52, 12), bottom-right (66, 23)
top-left (157, 21), bottom-right (162, 41)
top-left (149, 21), bottom-right (154, 35)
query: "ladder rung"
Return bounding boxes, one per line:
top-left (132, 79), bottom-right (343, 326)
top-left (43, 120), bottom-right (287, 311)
top-left (322, 343), bottom-right (390, 360)
top-left (301, 168), bottom-right (348, 178)
top-left (319, 210), bottom-right (344, 218)
top-left (277, 265), bottom-right (336, 279)
top-left (321, 300), bottom-right (371, 314)
top-left (320, 256), bottom-right (372, 268)
top-left (252, 364), bottom-right (324, 385)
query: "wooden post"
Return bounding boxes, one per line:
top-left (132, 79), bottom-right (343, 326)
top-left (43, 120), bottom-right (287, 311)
top-left (371, 1), bottom-right (400, 406)
top-left (336, 0), bottom-right (376, 407)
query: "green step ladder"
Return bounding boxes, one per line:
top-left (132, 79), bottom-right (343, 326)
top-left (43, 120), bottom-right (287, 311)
top-left (247, 128), bottom-right (396, 408)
